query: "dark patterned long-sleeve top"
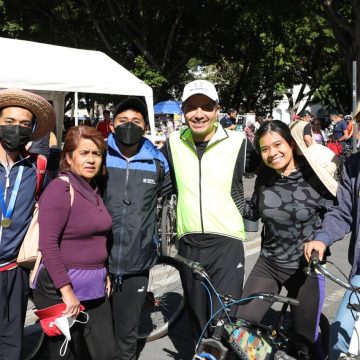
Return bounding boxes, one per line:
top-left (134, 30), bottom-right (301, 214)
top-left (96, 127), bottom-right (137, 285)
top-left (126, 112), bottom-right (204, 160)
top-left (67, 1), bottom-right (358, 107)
top-left (244, 157), bottom-right (334, 269)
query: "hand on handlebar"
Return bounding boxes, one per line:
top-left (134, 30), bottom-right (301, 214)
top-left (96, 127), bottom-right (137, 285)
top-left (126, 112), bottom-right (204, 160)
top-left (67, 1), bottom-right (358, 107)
top-left (304, 240), bottom-right (326, 262)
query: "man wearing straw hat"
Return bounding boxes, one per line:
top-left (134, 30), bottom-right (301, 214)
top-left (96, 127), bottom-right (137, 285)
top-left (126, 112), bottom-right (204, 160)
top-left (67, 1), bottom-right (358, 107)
top-left (0, 89), bottom-right (55, 360)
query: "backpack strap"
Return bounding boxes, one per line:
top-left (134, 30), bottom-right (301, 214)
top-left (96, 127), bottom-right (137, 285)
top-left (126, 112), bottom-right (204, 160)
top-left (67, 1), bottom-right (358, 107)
top-left (154, 158), bottom-right (165, 184)
top-left (29, 175), bottom-right (73, 286)
top-left (35, 154), bottom-right (47, 199)
top-left (165, 137), bottom-right (174, 168)
top-left (58, 176), bottom-right (74, 206)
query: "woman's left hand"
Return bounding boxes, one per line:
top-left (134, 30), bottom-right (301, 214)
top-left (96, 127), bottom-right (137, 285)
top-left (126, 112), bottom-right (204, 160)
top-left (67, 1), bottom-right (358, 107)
top-left (106, 274), bottom-right (112, 297)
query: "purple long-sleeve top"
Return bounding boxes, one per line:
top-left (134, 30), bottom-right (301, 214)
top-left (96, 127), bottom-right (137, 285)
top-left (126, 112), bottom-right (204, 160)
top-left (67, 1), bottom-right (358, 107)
top-left (38, 171), bottom-right (112, 289)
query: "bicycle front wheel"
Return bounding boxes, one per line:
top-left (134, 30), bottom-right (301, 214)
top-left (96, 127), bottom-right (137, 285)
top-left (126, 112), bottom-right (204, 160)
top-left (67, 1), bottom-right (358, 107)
top-left (138, 256), bottom-right (184, 342)
top-left (160, 204), bottom-right (177, 257)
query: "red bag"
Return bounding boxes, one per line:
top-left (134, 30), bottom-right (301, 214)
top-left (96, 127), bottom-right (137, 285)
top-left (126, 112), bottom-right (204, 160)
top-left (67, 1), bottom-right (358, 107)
top-left (326, 140), bottom-right (342, 156)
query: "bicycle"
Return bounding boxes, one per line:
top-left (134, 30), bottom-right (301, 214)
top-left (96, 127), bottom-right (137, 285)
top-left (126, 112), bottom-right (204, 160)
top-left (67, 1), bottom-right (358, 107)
top-left (174, 254), bottom-right (329, 360)
top-left (308, 251), bottom-right (360, 359)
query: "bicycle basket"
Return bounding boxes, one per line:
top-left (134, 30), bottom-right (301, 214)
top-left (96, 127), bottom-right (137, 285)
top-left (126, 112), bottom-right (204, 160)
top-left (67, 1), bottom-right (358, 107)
top-left (224, 320), bottom-right (275, 360)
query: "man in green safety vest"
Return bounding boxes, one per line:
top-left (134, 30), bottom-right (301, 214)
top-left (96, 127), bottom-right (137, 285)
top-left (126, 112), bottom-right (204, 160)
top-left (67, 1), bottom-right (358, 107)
top-left (162, 80), bottom-right (260, 346)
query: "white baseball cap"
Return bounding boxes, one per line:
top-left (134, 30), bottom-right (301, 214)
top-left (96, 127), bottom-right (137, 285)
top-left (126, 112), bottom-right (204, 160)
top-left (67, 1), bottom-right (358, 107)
top-left (181, 80), bottom-right (219, 103)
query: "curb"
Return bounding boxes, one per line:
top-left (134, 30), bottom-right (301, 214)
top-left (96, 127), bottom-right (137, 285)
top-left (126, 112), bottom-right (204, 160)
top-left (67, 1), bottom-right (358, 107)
top-left (244, 236), bottom-right (261, 252)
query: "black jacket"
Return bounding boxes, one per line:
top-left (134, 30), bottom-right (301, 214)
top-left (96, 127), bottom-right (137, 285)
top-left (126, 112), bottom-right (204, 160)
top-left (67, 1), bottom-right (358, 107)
top-left (104, 135), bottom-right (171, 276)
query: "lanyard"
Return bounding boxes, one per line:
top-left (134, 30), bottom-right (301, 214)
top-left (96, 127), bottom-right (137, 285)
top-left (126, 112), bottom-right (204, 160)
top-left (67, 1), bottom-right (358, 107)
top-left (0, 165), bottom-right (24, 228)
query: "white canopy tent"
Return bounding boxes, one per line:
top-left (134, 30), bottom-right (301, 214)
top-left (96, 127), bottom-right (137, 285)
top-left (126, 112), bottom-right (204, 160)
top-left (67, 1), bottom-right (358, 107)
top-left (0, 37), bottom-right (155, 145)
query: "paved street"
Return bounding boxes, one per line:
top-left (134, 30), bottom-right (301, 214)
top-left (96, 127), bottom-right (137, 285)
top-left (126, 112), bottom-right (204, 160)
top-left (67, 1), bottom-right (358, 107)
top-left (22, 176), bottom-right (351, 359)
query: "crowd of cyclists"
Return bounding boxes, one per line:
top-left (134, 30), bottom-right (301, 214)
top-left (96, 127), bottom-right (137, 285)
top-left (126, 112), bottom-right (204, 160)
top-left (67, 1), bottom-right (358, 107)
top-left (0, 81), bottom-right (359, 360)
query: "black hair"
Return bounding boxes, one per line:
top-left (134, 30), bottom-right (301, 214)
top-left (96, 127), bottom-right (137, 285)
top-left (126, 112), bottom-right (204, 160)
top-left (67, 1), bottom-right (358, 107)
top-left (0, 106), bottom-right (35, 124)
top-left (227, 108), bottom-right (236, 114)
top-left (103, 110), bottom-right (110, 115)
top-left (254, 120), bottom-right (296, 154)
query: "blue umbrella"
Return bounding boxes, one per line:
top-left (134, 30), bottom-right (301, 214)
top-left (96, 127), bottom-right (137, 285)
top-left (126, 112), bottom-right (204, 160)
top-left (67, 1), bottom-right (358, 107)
top-left (154, 100), bottom-right (182, 115)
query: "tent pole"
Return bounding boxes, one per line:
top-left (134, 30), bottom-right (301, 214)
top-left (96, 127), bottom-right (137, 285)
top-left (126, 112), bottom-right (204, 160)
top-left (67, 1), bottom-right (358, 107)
top-left (74, 92), bottom-right (79, 126)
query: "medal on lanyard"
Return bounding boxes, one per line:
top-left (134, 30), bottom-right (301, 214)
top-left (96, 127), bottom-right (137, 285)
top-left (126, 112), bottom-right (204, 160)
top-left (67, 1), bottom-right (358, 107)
top-left (0, 166), bottom-right (24, 228)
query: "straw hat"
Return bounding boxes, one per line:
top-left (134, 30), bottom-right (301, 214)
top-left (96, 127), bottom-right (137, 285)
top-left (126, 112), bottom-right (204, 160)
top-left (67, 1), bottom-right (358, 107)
top-left (0, 89), bottom-right (56, 140)
top-left (289, 120), bottom-right (339, 196)
top-left (289, 120), bottom-right (309, 156)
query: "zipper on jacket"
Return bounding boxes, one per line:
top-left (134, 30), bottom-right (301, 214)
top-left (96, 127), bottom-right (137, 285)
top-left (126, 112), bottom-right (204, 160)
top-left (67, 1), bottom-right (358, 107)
top-left (182, 138), bottom-right (205, 232)
top-left (198, 157), bottom-right (204, 233)
top-left (116, 160), bottom-right (131, 277)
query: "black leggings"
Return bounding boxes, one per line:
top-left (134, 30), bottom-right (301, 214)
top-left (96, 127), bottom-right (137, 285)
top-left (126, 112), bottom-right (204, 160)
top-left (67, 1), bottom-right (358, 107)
top-left (235, 256), bottom-right (325, 345)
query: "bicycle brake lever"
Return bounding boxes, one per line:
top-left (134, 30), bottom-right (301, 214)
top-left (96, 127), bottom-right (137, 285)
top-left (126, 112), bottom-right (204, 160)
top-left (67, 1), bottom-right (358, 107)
top-left (303, 265), bottom-right (312, 276)
top-left (310, 250), bottom-right (320, 265)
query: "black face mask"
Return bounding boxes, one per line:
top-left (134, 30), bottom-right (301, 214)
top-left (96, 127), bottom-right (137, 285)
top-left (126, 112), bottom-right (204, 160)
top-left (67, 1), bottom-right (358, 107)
top-left (0, 125), bottom-right (33, 152)
top-left (114, 122), bottom-right (143, 146)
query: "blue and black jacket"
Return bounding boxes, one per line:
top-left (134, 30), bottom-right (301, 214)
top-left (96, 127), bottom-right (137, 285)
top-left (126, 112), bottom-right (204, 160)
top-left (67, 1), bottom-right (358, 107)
top-left (104, 134), bottom-right (171, 277)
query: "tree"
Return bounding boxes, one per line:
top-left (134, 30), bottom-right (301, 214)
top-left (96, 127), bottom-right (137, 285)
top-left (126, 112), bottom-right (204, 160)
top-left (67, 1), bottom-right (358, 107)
top-left (320, 0), bottom-right (360, 106)
top-left (0, 0), bottom-right (349, 113)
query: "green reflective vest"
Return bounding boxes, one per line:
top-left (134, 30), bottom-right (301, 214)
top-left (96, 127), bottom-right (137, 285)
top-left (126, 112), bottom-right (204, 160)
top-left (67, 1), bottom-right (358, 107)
top-left (169, 125), bottom-right (246, 241)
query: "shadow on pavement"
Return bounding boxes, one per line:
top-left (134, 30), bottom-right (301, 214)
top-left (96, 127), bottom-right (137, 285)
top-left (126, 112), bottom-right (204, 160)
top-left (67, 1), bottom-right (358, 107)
top-left (137, 311), bottom-right (194, 360)
top-left (166, 311), bottom-right (194, 360)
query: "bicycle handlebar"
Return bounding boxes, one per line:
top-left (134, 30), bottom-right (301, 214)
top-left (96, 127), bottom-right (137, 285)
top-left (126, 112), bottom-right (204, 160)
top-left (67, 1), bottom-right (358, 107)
top-left (174, 254), bottom-right (299, 306)
top-left (308, 250), bottom-right (356, 292)
top-left (257, 292), bottom-right (299, 306)
top-left (174, 254), bottom-right (209, 278)
top-left (310, 250), bottom-right (320, 264)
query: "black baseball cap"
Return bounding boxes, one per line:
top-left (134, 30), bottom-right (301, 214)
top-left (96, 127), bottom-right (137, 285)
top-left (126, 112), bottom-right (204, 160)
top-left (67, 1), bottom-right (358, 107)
top-left (113, 97), bottom-right (148, 124)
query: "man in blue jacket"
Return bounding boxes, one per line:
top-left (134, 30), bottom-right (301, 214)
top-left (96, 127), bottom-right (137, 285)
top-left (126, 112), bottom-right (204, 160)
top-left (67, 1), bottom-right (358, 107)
top-left (0, 88), bottom-right (55, 360)
top-left (104, 97), bottom-right (171, 360)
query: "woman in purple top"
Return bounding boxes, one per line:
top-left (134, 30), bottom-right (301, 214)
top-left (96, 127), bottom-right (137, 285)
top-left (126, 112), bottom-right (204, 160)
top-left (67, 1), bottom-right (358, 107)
top-left (33, 126), bottom-right (114, 360)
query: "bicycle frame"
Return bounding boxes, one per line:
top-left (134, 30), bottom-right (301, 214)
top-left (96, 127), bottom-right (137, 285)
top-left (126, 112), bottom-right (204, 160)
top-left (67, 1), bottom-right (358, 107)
top-left (174, 254), bottom-right (299, 360)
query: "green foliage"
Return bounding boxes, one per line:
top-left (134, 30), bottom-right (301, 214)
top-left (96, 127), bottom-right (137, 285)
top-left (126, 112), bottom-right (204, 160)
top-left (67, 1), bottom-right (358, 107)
top-left (0, 0), bottom-right (354, 112)
top-left (133, 56), bottom-right (167, 88)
